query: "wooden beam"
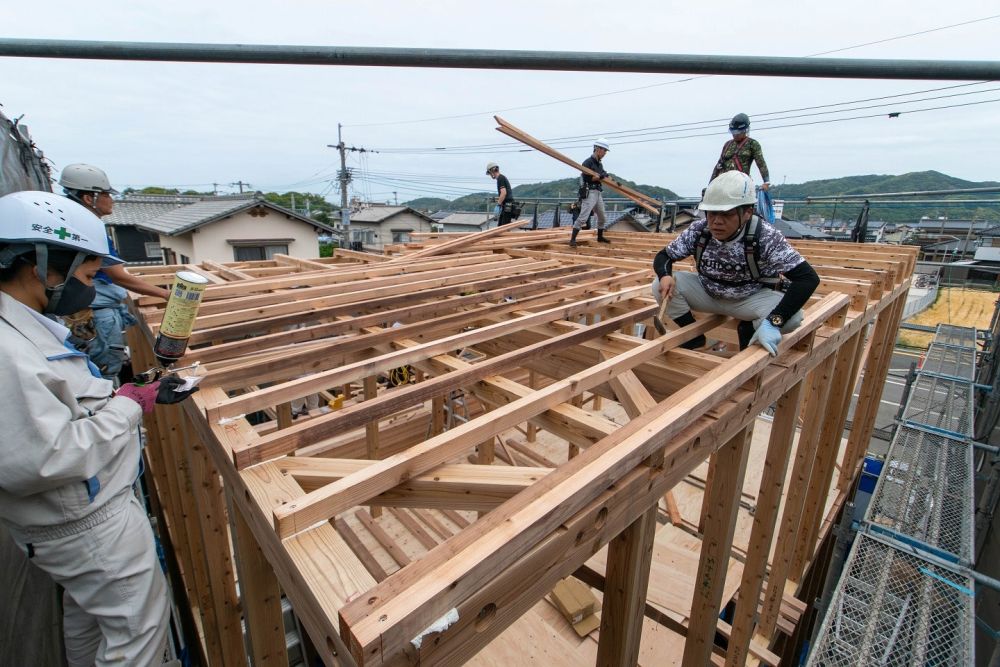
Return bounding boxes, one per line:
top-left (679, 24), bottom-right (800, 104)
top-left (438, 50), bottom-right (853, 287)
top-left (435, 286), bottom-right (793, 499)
top-left (271, 315), bottom-right (724, 538)
top-left (340, 294), bottom-right (848, 664)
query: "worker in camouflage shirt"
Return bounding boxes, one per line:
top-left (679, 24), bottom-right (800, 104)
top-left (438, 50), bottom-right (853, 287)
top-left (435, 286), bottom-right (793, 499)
top-left (652, 172), bottom-right (819, 355)
top-left (711, 113), bottom-right (770, 190)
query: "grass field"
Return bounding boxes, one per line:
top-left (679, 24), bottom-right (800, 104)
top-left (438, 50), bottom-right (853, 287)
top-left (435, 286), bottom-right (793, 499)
top-left (898, 287), bottom-right (996, 348)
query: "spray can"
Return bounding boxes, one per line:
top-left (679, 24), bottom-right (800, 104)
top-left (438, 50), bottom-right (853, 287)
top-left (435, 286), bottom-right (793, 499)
top-left (153, 270), bottom-right (209, 366)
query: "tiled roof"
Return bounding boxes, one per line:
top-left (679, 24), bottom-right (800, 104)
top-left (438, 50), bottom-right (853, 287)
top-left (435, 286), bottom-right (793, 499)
top-left (437, 212), bottom-right (491, 228)
top-left (104, 199), bottom-right (193, 228)
top-left (130, 194), bottom-right (334, 235)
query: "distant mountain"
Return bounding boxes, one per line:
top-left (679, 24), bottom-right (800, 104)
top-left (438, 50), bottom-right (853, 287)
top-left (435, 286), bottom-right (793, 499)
top-left (771, 171), bottom-right (1000, 224)
top-left (405, 178), bottom-right (678, 213)
top-left (403, 170), bottom-right (999, 224)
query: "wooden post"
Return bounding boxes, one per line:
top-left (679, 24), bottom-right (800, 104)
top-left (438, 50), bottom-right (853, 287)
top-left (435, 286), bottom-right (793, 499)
top-left (698, 452), bottom-right (720, 534)
top-left (755, 349), bottom-right (838, 642)
top-left (682, 424), bottom-right (753, 667)
top-left (230, 499), bottom-right (290, 666)
top-left (838, 295), bottom-right (905, 490)
top-left (180, 416), bottom-right (248, 667)
top-left (790, 332), bottom-right (865, 581)
top-left (526, 370), bottom-right (538, 443)
top-left (724, 380), bottom-right (805, 666)
top-left (364, 375), bottom-right (381, 518)
top-left (597, 368), bottom-right (661, 666)
top-left (596, 509), bottom-right (658, 667)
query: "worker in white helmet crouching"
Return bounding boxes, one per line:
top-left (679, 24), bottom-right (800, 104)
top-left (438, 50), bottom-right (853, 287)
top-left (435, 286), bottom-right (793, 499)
top-left (651, 171), bottom-right (820, 356)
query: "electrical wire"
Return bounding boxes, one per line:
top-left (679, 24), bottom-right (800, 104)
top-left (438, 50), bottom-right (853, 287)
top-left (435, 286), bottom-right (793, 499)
top-left (372, 96), bottom-right (1000, 156)
top-left (342, 14), bottom-right (1000, 128)
top-left (371, 83), bottom-right (999, 153)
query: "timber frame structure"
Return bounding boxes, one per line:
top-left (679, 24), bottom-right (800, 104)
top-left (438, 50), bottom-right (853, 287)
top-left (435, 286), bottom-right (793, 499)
top-left (126, 225), bottom-right (915, 666)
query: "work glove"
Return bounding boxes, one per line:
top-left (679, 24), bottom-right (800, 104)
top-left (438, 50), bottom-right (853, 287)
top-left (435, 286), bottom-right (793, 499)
top-left (749, 320), bottom-right (782, 356)
top-left (117, 375), bottom-right (200, 413)
top-left (492, 205), bottom-right (501, 216)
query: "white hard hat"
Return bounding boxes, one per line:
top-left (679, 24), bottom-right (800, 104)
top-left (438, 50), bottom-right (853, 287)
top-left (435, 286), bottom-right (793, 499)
top-left (58, 163), bottom-right (118, 194)
top-left (699, 171), bottom-right (757, 211)
top-left (485, 162), bottom-right (499, 175)
top-left (593, 138), bottom-right (610, 151)
top-left (0, 190), bottom-right (111, 266)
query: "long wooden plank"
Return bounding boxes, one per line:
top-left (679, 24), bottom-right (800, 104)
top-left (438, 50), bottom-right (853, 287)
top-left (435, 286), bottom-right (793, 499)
top-left (390, 217), bottom-right (531, 260)
top-left (340, 294), bottom-right (848, 664)
top-left (495, 116), bottom-right (660, 213)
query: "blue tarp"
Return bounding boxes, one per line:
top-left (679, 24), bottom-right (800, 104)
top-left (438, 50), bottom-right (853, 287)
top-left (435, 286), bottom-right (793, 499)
top-left (756, 188), bottom-right (775, 224)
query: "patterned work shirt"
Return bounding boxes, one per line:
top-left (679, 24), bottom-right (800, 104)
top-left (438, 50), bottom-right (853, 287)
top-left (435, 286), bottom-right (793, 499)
top-left (711, 137), bottom-right (769, 183)
top-left (664, 219), bottom-right (804, 300)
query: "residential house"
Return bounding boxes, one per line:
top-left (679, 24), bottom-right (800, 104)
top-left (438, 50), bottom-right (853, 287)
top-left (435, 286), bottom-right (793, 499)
top-left (436, 211), bottom-right (491, 233)
top-left (345, 205), bottom-right (437, 252)
top-left (104, 194), bottom-right (201, 263)
top-left (132, 193), bottom-right (335, 264)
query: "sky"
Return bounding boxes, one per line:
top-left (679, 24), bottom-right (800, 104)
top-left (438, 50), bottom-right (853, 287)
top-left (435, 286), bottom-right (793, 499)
top-left (2, 1), bottom-right (998, 205)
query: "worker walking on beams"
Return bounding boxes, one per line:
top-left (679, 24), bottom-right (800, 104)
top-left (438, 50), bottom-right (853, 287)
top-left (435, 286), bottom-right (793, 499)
top-left (486, 162), bottom-right (518, 227)
top-left (569, 138), bottom-right (612, 247)
top-left (652, 171), bottom-right (819, 355)
top-left (0, 191), bottom-right (198, 666)
top-left (59, 163), bottom-right (170, 383)
top-left (711, 113), bottom-right (770, 190)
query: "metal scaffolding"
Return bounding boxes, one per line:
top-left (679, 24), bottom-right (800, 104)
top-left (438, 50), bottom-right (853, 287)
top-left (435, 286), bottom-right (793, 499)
top-left (809, 323), bottom-right (979, 665)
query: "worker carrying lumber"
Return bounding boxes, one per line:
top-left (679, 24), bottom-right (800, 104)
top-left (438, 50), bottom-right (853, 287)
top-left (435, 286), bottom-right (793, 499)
top-left (0, 191), bottom-right (199, 666)
top-left (569, 138), bottom-right (612, 247)
top-left (486, 162), bottom-right (519, 227)
top-left (710, 113), bottom-right (770, 191)
top-left (59, 163), bottom-right (170, 383)
top-left (651, 172), bottom-right (819, 355)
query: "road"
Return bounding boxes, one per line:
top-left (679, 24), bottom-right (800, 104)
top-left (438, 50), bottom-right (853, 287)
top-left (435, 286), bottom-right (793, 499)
top-left (847, 348), bottom-right (926, 458)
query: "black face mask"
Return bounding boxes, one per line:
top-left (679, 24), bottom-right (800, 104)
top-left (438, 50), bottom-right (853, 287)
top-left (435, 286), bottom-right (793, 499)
top-left (43, 277), bottom-right (96, 316)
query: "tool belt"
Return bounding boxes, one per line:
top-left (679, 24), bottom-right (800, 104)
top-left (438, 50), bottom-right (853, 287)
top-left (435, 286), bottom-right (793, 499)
top-left (502, 201), bottom-right (522, 218)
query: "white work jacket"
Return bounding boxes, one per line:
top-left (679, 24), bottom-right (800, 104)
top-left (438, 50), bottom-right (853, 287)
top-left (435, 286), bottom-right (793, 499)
top-left (0, 291), bottom-right (143, 532)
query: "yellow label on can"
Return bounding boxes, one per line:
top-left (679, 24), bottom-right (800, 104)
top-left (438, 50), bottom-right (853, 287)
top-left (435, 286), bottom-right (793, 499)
top-left (160, 270), bottom-right (209, 339)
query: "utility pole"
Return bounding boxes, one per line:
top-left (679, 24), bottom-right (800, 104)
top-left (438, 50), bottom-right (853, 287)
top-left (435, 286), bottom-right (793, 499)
top-left (212, 182), bottom-right (220, 195)
top-left (290, 192), bottom-right (296, 213)
top-left (230, 180), bottom-right (251, 193)
top-left (327, 125), bottom-right (376, 246)
top-left (393, 191), bottom-right (398, 206)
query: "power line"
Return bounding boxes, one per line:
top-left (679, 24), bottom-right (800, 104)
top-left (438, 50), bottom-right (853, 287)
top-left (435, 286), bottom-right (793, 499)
top-left (343, 15), bottom-right (1000, 128)
top-left (372, 96), bottom-right (1000, 156)
top-left (373, 83), bottom-right (999, 153)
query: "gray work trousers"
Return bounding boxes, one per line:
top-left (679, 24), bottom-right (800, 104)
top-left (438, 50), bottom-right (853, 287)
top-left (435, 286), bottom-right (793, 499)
top-left (573, 189), bottom-right (606, 230)
top-left (10, 492), bottom-right (170, 666)
top-left (650, 272), bottom-right (804, 332)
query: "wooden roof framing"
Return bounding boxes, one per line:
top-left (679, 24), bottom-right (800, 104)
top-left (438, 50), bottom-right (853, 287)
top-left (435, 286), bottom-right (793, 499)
top-left (126, 229), bottom-right (916, 666)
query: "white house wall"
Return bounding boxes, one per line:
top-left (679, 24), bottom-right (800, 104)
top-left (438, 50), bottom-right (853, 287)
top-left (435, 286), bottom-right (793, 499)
top-left (162, 211), bottom-right (322, 263)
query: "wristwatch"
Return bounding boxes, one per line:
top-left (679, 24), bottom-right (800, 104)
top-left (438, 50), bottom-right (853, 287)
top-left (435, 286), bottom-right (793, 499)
top-left (767, 313), bottom-right (785, 328)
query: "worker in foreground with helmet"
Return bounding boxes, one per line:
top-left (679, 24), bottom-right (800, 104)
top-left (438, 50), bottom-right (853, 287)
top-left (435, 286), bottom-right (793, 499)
top-left (570, 138), bottom-right (612, 247)
top-left (59, 163), bottom-right (170, 382)
top-left (486, 162), bottom-right (518, 227)
top-left (711, 113), bottom-right (770, 190)
top-left (0, 191), bottom-right (198, 666)
top-left (651, 172), bottom-right (819, 355)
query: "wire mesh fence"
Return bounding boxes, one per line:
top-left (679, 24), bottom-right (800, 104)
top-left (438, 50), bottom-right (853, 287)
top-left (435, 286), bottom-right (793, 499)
top-left (865, 426), bottom-right (973, 561)
top-left (807, 534), bottom-right (974, 667)
top-left (808, 324), bottom-right (977, 665)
